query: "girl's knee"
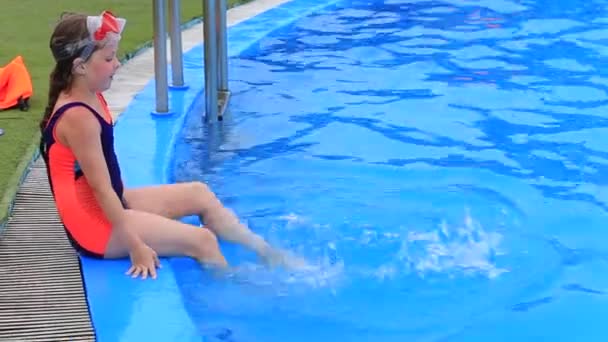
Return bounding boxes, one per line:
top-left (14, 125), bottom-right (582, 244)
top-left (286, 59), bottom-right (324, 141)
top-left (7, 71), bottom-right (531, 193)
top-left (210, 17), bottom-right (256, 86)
top-left (190, 181), bottom-right (211, 195)
top-left (197, 228), bottom-right (218, 244)
top-left (190, 228), bottom-right (226, 265)
top-left (190, 181), bottom-right (222, 209)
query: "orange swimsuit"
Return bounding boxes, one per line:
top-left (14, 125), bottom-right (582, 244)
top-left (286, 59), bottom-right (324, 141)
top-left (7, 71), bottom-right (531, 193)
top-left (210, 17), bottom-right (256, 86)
top-left (40, 93), bottom-right (126, 258)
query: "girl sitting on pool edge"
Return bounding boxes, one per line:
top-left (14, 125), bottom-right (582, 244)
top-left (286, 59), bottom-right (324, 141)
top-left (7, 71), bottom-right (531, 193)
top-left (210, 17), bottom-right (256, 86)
top-left (39, 10), bottom-right (304, 279)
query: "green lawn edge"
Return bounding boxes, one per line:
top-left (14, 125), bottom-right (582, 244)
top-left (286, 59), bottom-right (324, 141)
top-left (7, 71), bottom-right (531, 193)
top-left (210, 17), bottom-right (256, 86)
top-left (0, 137), bottom-right (40, 234)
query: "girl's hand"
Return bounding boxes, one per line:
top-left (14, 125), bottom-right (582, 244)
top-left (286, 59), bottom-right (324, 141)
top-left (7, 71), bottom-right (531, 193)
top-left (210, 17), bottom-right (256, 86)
top-left (126, 243), bottom-right (161, 279)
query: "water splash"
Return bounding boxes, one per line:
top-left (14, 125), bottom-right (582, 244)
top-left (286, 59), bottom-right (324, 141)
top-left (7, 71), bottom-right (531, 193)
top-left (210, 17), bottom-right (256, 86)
top-left (396, 210), bottom-right (509, 279)
top-left (222, 209), bottom-right (509, 297)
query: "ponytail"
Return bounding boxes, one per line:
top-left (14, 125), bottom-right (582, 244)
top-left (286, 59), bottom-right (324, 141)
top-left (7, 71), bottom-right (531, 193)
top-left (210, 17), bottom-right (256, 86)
top-left (39, 63), bottom-right (72, 164)
top-left (39, 64), bottom-right (72, 134)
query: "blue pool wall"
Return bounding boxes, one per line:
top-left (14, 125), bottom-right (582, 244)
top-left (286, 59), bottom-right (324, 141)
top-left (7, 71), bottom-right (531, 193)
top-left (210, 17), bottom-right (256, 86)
top-left (77, 0), bottom-right (343, 341)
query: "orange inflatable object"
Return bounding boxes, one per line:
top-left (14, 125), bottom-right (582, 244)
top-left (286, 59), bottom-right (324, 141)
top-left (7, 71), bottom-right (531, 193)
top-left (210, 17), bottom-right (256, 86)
top-left (0, 56), bottom-right (33, 111)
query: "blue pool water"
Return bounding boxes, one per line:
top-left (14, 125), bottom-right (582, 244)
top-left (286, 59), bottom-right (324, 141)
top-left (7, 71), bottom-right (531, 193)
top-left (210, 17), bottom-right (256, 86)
top-left (170, 0), bottom-right (608, 340)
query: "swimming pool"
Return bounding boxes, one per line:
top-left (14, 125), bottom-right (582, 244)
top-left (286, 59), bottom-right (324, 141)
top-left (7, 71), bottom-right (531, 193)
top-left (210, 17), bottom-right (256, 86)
top-left (83, 0), bottom-right (608, 340)
top-left (171, 0), bottom-right (608, 340)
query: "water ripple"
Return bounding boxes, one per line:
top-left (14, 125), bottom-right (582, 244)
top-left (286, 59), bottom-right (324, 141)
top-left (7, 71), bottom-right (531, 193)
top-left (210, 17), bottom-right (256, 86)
top-left (172, 0), bottom-right (608, 339)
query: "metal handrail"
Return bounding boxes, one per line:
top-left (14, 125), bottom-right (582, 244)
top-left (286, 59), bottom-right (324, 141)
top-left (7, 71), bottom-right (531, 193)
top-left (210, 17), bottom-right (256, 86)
top-left (152, 0), bottom-right (230, 120)
top-left (169, 0), bottom-right (187, 89)
top-left (203, 0), bottom-right (218, 121)
top-left (153, 0), bottom-right (169, 114)
top-left (216, 0), bottom-right (230, 121)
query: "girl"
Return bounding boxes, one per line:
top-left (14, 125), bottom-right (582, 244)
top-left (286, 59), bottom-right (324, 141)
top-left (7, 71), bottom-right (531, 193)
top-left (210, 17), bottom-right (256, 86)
top-left (39, 11), bottom-right (297, 280)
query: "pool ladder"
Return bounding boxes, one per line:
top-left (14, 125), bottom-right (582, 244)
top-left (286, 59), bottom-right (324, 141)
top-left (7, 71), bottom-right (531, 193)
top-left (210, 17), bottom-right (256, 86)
top-left (152, 0), bottom-right (229, 121)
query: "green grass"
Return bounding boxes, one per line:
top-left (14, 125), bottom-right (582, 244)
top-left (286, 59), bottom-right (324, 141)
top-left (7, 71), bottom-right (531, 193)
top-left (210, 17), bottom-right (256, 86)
top-left (0, 0), bottom-right (249, 225)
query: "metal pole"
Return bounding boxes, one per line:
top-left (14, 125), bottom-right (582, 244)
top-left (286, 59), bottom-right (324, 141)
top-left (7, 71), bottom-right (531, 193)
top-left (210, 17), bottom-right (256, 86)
top-left (168, 0), bottom-right (187, 88)
top-left (153, 0), bottom-right (169, 114)
top-left (216, 0), bottom-right (228, 92)
top-left (216, 0), bottom-right (230, 120)
top-left (203, 0), bottom-right (218, 121)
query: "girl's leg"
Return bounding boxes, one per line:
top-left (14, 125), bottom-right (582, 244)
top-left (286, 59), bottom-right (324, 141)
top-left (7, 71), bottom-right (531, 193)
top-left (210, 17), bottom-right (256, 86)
top-left (104, 208), bottom-right (227, 268)
top-left (122, 182), bottom-right (280, 264)
top-left (122, 182), bottom-right (209, 219)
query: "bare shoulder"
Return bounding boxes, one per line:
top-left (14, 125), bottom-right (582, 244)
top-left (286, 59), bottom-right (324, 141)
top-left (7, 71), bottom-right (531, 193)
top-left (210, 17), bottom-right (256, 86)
top-left (55, 104), bottom-right (101, 147)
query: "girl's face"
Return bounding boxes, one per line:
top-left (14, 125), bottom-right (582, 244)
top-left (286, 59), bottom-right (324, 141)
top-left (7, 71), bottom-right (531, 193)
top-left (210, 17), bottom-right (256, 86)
top-left (81, 42), bottom-right (121, 92)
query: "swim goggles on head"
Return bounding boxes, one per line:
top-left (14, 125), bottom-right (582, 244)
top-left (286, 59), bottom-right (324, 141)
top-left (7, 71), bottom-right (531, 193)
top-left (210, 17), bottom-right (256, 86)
top-left (56, 10), bottom-right (126, 61)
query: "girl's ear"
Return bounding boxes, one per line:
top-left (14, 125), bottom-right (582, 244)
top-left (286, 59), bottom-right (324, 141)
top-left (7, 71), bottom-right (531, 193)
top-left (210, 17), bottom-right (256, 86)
top-left (72, 57), bottom-right (87, 76)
